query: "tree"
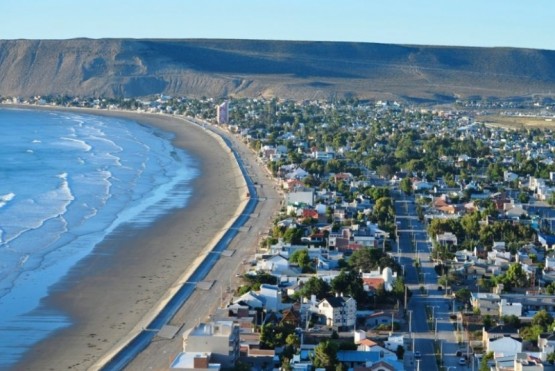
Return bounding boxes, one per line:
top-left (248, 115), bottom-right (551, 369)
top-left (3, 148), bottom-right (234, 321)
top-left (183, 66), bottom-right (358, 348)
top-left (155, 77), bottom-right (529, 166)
top-left (532, 309), bottom-right (553, 330)
top-left (501, 315), bottom-right (521, 328)
top-left (399, 177), bottom-right (412, 194)
top-left (547, 352), bottom-right (555, 364)
top-left (290, 249), bottom-right (312, 272)
top-left (480, 351), bottom-right (494, 371)
top-left (349, 248), bottom-right (383, 272)
top-left (330, 270), bottom-right (365, 303)
top-left (300, 277), bottom-right (331, 300)
top-left (483, 315), bottom-right (494, 330)
top-left (519, 324), bottom-right (544, 342)
top-left (455, 288), bottom-right (471, 303)
top-left (283, 227), bottom-right (304, 244)
top-left (312, 340), bottom-right (338, 370)
top-left (499, 263), bottom-right (529, 289)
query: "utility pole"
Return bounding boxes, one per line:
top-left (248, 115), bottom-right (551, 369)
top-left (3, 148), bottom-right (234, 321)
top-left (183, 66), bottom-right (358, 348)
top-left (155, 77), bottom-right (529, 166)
top-left (440, 340), bottom-right (443, 362)
top-left (408, 310), bottom-right (413, 334)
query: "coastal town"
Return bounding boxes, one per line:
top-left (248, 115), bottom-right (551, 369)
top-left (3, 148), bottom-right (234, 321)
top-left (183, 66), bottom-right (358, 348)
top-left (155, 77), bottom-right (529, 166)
top-left (4, 94), bottom-right (555, 371)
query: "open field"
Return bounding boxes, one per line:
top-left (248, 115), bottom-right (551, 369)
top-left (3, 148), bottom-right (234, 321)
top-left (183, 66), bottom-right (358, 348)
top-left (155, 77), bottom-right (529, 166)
top-left (478, 115), bottom-right (555, 130)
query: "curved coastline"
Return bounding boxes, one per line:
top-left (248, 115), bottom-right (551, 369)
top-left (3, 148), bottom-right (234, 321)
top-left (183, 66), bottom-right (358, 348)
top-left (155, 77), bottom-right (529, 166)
top-left (2, 105), bottom-right (267, 371)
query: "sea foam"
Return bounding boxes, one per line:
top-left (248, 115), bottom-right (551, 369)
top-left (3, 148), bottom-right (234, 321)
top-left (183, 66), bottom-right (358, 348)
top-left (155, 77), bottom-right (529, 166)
top-left (0, 108), bottom-right (198, 367)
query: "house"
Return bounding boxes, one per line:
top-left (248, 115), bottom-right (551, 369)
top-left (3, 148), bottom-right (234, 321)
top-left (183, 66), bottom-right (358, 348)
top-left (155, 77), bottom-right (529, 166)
top-left (182, 321), bottom-right (240, 368)
top-left (482, 324), bottom-right (519, 347)
top-left (362, 268), bottom-right (398, 293)
top-left (499, 299), bottom-right (523, 317)
top-left (258, 284), bottom-right (284, 312)
top-left (538, 333), bottom-right (555, 356)
top-left (336, 350), bottom-right (380, 368)
top-left (364, 311), bottom-right (399, 329)
top-left (170, 352), bottom-right (221, 370)
top-left (471, 293), bottom-right (501, 314)
top-left (436, 232), bottom-right (458, 247)
top-left (286, 189), bottom-right (315, 206)
top-left (514, 353), bottom-right (545, 371)
top-left (256, 254), bottom-right (290, 274)
top-left (317, 295), bottom-right (357, 331)
top-left (486, 335), bottom-right (523, 357)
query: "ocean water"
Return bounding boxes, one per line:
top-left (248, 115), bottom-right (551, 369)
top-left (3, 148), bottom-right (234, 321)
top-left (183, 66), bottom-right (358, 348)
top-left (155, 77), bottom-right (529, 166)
top-left (0, 108), bottom-right (198, 367)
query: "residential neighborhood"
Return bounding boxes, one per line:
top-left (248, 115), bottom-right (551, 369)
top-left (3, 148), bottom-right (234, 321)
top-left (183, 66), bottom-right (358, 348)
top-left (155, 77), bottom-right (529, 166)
top-left (5, 94), bottom-right (555, 370)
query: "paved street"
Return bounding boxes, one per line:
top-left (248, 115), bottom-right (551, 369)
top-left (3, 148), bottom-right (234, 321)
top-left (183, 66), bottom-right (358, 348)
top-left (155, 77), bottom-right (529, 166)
top-left (393, 188), bottom-right (474, 371)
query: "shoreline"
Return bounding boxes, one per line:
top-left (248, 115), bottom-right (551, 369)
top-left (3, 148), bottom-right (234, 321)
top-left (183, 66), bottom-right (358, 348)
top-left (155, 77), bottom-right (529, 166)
top-left (1, 105), bottom-right (259, 370)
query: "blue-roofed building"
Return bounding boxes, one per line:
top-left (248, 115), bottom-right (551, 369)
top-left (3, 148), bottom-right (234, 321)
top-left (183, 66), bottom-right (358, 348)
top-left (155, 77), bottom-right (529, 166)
top-left (337, 350), bottom-right (380, 368)
top-left (537, 232), bottom-right (555, 249)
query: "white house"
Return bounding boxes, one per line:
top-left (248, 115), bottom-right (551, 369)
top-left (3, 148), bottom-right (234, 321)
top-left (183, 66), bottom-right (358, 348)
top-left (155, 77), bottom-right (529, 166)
top-left (286, 189), bottom-right (315, 206)
top-left (486, 335), bottom-right (523, 357)
top-left (256, 255), bottom-right (290, 275)
top-left (317, 295), bottom-right (357, 330)
top-left (258, 284), bottom-right (283, 312)
top-left (499, 299), bottom-right (523, 317)
top-left (182, 321), bottom-right (240, 368)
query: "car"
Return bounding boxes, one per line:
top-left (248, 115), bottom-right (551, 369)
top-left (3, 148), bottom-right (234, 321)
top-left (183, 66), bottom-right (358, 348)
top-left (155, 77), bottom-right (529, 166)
top-left (459, 357), bottom-right (466, 365)
top-left (414, 351), bottom-right (421, 359)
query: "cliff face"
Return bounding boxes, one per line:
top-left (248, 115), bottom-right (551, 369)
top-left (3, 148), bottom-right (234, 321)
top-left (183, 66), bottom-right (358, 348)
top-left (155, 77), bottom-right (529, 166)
top-left (1, 38), bottom-right (555, 101)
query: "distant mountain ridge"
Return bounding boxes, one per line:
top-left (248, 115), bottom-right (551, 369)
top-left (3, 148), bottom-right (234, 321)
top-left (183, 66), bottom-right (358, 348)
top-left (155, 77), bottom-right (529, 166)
top-left (1, 38), bottom-right (555, 102)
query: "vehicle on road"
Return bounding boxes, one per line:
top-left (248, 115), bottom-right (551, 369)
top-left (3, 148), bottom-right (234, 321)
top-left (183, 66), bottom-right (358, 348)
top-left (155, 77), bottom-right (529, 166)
top-left (459, 357), bottom-right (466, 365)
top-left (414, 351), bottom-right (421, 358)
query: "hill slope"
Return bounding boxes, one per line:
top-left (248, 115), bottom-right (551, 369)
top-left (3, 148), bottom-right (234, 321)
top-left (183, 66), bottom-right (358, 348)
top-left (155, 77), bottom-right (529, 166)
top-left (1, 38), bottom-right (555, 101)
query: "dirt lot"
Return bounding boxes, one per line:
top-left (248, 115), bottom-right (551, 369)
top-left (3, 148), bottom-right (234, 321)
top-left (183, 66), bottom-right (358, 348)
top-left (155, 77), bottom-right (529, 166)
top-left (478, 115), bottom-right (555, 130)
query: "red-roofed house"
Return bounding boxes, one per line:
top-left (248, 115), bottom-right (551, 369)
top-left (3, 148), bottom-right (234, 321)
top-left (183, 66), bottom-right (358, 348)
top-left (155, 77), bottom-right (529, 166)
top-left (363, 278), bottom-right (385, 295)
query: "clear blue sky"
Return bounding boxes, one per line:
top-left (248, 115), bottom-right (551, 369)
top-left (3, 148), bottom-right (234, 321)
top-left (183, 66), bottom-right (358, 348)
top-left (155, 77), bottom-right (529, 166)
top-left (2, 0), bottom-right (554, 50)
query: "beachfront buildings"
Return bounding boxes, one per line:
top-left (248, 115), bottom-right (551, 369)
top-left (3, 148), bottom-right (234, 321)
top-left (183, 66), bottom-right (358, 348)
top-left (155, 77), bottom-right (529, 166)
top-left (181, 320), bottom-right (240, 368)
top-left (216, 101), bottom-right (229, 124)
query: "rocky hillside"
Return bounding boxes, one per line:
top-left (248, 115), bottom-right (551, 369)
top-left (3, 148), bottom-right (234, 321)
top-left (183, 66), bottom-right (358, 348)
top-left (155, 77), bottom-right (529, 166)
top-left (1, 38), bottom-right (555, 101)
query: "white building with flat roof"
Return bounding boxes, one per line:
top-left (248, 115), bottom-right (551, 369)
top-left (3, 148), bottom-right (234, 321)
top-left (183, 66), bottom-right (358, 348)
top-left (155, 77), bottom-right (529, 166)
top-left (182, 320), bottom-right (239, 368)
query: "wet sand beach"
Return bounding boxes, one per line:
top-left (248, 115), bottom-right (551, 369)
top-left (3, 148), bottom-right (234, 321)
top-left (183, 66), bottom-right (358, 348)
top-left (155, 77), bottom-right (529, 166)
top-left (7, 109), bottom-right (259, 371)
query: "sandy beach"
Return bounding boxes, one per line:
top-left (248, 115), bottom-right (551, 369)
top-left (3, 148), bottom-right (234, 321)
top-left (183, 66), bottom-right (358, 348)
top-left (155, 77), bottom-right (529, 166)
top-left (3, 108), bottom-right (276, 371)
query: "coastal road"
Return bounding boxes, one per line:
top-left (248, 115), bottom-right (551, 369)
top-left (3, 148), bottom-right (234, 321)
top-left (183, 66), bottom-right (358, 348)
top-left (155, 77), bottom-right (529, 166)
top-left (120, 119), bottom-right (282, 370)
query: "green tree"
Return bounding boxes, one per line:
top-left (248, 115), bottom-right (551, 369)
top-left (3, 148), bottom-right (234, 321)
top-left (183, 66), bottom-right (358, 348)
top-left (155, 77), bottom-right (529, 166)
top-left (519, 324), bottom-right (544, 342)
top-left (349, 248), bottom-right (383, 272)
top-left (330, 270), bottom-right (365, 303)
top-left (290, 249), bottom-right (312, 272)
top-left (312, 340), bottom-right (338, 370)
top-left (498, 263), bottom-right (529, 289)
top-left (547, 352), bottom-right (555, 364)
top-left (399, 177), bottom-right (412, 194)
top-left (501, 315), bottom-right (521, 328)
top-left (532, 309), bottom-right (553, 330)
top-left (455, 288), bottom-right (471, 303)
top-left (480, 351), bottom-right (494, 371)
top-left (299, 277), bottom-right (331, 300)
top-left (283, 227), bottom-right (304, 244)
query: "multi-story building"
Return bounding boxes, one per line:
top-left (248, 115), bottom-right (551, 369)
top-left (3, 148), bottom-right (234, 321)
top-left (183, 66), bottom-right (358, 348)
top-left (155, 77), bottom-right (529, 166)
top-left (317, 295), bottom-right (357, 331)
top-left (182, 320), bottom-right (239, 368)
top-left (216, 101), bottom-right (229, 124)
